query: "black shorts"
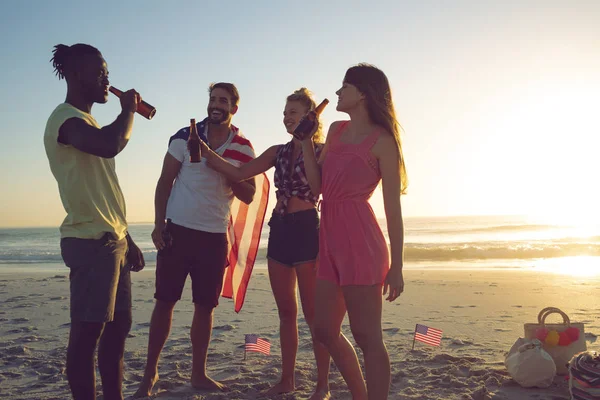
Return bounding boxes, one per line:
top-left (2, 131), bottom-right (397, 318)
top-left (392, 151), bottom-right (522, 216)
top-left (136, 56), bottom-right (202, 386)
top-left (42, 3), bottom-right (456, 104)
top-left (267, 209), bottom-right (319, 267)
top-left (154, 222), bottom-right (228, 308)
top-left (61, 233), bottom-right (131, 323)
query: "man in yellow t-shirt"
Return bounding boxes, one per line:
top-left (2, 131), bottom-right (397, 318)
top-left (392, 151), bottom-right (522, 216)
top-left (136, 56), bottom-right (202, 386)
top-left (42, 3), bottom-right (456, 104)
top-left (43, 43), bottom-right (146, 400)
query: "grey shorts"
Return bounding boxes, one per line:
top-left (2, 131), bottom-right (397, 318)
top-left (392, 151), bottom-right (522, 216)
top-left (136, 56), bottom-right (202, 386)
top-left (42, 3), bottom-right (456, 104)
top-left (60, 233), bottom-right (131, 323)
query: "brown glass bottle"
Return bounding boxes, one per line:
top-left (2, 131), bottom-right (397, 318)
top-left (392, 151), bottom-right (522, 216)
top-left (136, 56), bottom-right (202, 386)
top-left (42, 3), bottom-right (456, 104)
top-left (293, 99), bottom-right (329, 140)
top-left (188, 119), bottom-right (201, 163)
top-left (108, 86), bottom-right (157, 120)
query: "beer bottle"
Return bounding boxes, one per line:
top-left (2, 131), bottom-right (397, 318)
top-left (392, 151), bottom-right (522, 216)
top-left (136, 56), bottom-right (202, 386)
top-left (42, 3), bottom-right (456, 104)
top-left (293, 99), bottom-right (329, 140)
top-left (188, 119), bottom-right (201, 163)
top-left (109, 86), bottom-right (157, 120)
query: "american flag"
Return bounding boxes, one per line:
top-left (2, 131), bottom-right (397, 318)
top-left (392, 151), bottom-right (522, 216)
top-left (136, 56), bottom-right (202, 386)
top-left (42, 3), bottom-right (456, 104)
top-left (182, 119), bottom-right (270, 313)
top-left (414, 324), bottom-right (443, 347)
top-left (219, 125), bottom-right (269, 313)
top-left (245, 334), bottom-right (271, 355)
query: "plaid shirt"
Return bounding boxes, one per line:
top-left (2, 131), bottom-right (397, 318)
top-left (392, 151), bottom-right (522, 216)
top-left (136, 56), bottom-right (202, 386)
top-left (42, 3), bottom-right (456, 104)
top-left (273, 141), bottom-right (324, 215)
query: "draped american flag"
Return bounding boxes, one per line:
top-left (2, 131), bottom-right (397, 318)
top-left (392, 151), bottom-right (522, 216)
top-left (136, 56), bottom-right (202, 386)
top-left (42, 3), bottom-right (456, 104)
top-left (414, 324), bottom-right (443, 347)
top-left (245, 334), bottom-right (271, 355)
top-left (171, 118), bottom-right (270, 313)
top-left (216, 123), bottom-right (270, 313)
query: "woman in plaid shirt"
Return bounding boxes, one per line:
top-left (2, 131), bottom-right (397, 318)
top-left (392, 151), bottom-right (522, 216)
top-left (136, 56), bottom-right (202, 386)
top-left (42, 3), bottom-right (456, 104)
top-left (202, 88), bottom-right (331, 400)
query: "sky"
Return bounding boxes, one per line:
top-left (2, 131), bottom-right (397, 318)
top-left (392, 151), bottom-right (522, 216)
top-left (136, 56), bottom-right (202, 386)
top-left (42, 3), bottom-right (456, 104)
top-left (0, 0), bottom-right (599, 228)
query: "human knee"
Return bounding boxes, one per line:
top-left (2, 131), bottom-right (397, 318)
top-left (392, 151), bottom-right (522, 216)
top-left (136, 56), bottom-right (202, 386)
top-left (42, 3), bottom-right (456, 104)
top-left (351, 326), bottom-right (382, 352)
top-left (193, 303), bottom-right (216, 318)
top-left (314, 323), bottom-right (340, 348)
top-left (70, 321), bottom-right (105, 345)
top-left (112, 309), bottom-right (133, 336)
top-left (301, 306), bottom-right (315, 327)
top-left (155, 299), bottom-right (177, 313)
top-left (277, 302), bottom-right (298, 324)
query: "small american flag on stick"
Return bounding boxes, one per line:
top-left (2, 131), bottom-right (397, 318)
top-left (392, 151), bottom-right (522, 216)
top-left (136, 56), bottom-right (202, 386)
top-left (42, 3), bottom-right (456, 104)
top-left (244, 334), bottom-right (271, 359)
top-left (412, 324), bottom-right (443, 349)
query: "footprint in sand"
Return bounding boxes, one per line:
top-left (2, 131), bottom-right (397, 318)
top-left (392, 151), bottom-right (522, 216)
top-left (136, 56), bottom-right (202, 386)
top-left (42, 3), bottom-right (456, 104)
top-left (5, 296), bottom-right (27, 303)
top-left (213, 324), bottom-right (236, 331)
top-left (5, 346), bottom-right (31, 356)
top-left (7, 327), bottom-right (38, 334)
top-left (450, 339), bottom-right (473, 346)
top-left (1, 371), bottom-right (23, 378)
top-left (14, 302), bottom-right (39, 308)
top-left (16, 335), bottom-right (39, 343)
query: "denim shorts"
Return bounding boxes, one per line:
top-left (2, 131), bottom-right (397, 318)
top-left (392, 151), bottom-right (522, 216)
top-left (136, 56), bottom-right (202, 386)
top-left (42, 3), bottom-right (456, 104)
top-left (267, 209), bottom-right (319, 267)
top-left (60, 233), bottom-right (130, 323)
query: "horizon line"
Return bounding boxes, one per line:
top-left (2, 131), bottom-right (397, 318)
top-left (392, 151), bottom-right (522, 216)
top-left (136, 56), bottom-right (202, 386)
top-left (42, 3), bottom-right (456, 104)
top-left (0, 213), bottom-right (537, 229)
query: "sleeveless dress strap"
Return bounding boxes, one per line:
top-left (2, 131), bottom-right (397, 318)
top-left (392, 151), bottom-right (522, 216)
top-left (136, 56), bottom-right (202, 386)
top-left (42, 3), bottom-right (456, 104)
top-left (361, 129), bottom-right (381, 150)
top-left (331, 121), bottom-right (349, 144)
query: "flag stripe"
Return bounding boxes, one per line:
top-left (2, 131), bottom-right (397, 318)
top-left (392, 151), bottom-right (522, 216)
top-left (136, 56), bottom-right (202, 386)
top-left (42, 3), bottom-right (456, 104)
top-left (245, 335), bottom-right (271, 355)
top-left (223, 149), bottom-right (253, 163)
top-left (198, 121), bottom-right (269, 314)
top-left (414, 324), bottom-right (443, 347)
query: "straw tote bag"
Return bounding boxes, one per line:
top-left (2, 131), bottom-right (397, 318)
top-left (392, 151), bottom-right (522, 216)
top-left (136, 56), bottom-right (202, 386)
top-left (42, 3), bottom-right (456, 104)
top-left (524, 307), bottom-right (587, 375)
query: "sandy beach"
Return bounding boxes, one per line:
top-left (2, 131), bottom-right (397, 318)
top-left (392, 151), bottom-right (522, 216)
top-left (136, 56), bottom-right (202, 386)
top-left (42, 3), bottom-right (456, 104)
top-left (0, 267), bottom-right (598, 400)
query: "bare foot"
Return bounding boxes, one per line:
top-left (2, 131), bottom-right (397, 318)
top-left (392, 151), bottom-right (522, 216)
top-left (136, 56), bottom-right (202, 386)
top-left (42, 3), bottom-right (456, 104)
top-left (265, 380), bottom-right (295, 396)
top-left (133, 372), bottom-right (159, 398)
top-left (309, 388), bottom-right (331, 400)
top-left (191, 375), bottom-right (228, 391)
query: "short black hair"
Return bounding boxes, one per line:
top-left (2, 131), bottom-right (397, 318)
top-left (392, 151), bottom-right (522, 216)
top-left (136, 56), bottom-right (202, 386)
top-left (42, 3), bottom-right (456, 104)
top-left (50, 43), bottom-right (102, 80)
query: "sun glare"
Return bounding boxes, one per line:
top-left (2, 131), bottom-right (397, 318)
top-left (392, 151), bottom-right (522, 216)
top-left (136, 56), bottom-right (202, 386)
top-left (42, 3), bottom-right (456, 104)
top-left (536, 256), bottom-right (600, 277)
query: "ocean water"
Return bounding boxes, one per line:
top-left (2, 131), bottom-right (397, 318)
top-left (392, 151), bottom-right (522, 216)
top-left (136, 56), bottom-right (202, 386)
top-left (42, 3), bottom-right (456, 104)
top-left (1, 215), bottom-right (599, 274)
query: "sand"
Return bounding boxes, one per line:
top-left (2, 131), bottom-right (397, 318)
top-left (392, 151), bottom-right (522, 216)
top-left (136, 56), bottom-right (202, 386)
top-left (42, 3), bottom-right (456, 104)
top-left (0, 267), bottom-right (598, 399)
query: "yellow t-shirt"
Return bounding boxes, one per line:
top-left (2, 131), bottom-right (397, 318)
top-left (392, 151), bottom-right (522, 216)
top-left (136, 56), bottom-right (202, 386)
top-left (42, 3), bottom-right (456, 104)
top-left (44, 103), bottom-right (128, 240)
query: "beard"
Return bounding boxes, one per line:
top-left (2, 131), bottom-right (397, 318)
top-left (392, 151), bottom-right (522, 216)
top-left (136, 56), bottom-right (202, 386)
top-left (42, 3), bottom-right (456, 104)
top-left (207, 108), bottom-right (230, 124)
top-left (82, 82), bottom-right (108, 104)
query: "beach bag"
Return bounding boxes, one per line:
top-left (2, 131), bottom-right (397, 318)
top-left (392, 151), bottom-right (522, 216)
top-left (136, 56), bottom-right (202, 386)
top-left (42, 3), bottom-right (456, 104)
top-left (568, 351), bottom-right (600, 399)
top-left (505, 338), bottom-right (556, 388)
top-left (524, 307), bottom-right (587, 375)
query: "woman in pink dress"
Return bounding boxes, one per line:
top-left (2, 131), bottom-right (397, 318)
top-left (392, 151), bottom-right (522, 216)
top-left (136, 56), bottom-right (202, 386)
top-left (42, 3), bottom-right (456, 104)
top-left (310, 64), bottom-right (408, 399)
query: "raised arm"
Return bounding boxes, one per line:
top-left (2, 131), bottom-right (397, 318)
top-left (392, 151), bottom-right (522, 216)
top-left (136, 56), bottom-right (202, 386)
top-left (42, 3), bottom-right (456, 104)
top-left (374, 133), bottom-right (405, 302)
top-left (203, 142), bottom-right (279, 183)
top-left (230, 178), bottom-right (256, 205)
top-left (58, 89), bottom-right (141, 158)
top-left (317, 121), bottom-right (343, 167)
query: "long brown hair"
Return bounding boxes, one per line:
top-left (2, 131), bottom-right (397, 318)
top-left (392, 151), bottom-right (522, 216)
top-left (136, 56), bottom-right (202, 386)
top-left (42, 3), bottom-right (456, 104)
top-left (286, 88), bottom-right (325, 143)
top-left (344, 63), bottom-right (408, 194)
